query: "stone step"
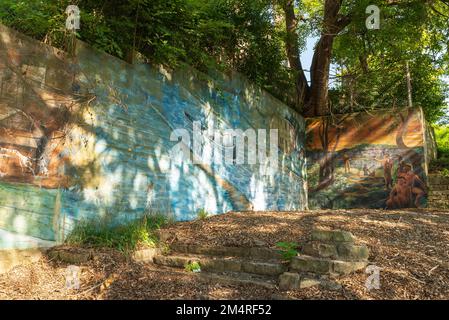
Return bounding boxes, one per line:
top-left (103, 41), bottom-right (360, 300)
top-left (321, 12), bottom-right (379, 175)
top-left (153, 254), bottom-right (287, 276)
top-left (311, 230), bottom-right (355, 243)
top-left (198, 271), bottom-right (278, 290)
top-left (301, 242), bottom-right (369, 261)
top-left (146, 261), bottom-right (278, 290)
top-left (169, 243), bottom-right (282, 261)
top-left (278, 272), bottom-right (343, 291)
top-left (290, 255), bottom-right (368, 275)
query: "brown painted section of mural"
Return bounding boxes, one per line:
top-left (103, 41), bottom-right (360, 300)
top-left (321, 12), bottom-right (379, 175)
top-left (0, 27), bottom-right (79, 189)
top-left (306, 107), bottom-right (428, 209)
top-left (307, 109), bottom-right (423, 151)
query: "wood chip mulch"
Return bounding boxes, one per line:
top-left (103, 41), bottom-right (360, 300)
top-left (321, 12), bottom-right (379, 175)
top-left (0, 209), bottom-right (448, 300)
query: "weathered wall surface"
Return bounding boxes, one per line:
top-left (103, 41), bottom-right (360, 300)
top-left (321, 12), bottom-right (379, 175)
top-left (0, 24), bottom-right (307, 247)
top-left (424, 121), bottom-right (438, 162)
top-left (427, 175), bottom-right (449, 209)
top-left (306, 108), bottom-right (428, 209)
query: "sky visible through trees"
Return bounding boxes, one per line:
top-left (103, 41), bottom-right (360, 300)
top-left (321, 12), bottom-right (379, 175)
top-left (0, 0), bottom-right (448, 123)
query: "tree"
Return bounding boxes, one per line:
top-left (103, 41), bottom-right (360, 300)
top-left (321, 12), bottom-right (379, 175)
top-left (1, 0), bottom-right (447, 122)
top-left (278, 0), bottom-right (448, 120)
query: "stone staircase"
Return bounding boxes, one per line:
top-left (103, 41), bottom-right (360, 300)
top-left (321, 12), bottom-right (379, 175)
top-left (144, 229), bottom-right (370, 291)
top-left (46, 229), bottom-right (370, 292)
top-left (279, 230), bottom-right (369, 290)
top-left (427, 174), bottom-right (449, 209)
top-left (151, 243), bottom-right (286, 289)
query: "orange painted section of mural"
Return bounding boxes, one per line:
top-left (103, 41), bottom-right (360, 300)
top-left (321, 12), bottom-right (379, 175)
top-left (0, 36), bottom-right (76, 189)
top-left (306, 108), bottom-right (428, 209)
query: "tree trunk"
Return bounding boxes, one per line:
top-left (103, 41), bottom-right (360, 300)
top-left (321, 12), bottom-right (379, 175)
top-left (306, 0), bottom-right (351, 117)
top-left (280, 0), bottom-right (350, 117)
top-left (282, 0), bottom-right (310, 112)
top-left (307, 34), bottom-right (335, 116)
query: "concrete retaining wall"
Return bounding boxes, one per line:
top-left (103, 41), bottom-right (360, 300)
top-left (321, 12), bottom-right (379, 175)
top-left (0, 24), bottom-right (307, 248)
top-left (427, 175), bottom-right (449, 209)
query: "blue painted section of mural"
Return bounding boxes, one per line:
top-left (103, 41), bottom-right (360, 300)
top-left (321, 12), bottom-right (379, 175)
top-left (0, 25), bottom-right (307, 247)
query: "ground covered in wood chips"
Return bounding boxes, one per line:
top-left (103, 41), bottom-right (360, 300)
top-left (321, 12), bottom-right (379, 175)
top-left (1, 209), bottom-right (448, 300)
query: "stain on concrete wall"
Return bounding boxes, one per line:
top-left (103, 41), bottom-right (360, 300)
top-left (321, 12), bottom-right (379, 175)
top-left (306, 108), bottom-right (427, 209)
top-left (0, 24), bottom-right (307, 247)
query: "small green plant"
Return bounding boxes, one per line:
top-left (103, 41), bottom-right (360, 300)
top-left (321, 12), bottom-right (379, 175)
top-left (184, 261), bottom-right (201, 273)
top-left (160, 242), bottom-right (171, 256)
top-left (442, 168), bottom-right (449, 177)
top-left (276, 241), bottom-right (299, 261)
top-left (65, 213), bottom-right (172, 254)
top-left (196, 208), bottom-right (209, 220)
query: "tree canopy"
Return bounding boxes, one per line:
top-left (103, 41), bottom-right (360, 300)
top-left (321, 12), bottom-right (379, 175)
top-left (1, 0), bottom-right (448, 123)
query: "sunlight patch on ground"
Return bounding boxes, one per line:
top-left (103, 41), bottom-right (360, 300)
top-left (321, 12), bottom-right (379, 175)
top-left (360, 218), bottom-right (411, 229)
top-left (316, 215), bottom-right (350, 222)
top-left (413, 218), bottom-right (438, 226)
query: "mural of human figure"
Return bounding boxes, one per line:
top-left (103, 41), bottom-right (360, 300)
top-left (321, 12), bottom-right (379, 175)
top-left (343, 153), bottom-right (351, 174)
top-left (401, 164), bottom-right (427, 208)
top-left (376, 153), bottom-right (393, 189)
top-left (386, 176), bottom-right (411, 209)
top-left (393, 155), bottom-right (407, 182)
top-left (363, 164), bottom-right (370, 176)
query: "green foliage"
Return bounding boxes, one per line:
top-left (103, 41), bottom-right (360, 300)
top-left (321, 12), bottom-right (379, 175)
top-left (430, 125), bottom-right (449, 173)
top-left (435, 125), bottom-right (449, 157)
top-left (1, 0), bottom-right (448, 122)
top-left (276, 241), bottom-right (299, 261)
top-left (184, 261), bottom-right (201, 272)
top-left (160, 242), bottom-right (171, 256)
top-left (65, 213), bottom-right (171, 253)
top-left (331, 0), bottom-right (448, 123)
top-left (196, 208), bottom-right (209, 220)
top-left (0, 0), bottom-right (292, 103)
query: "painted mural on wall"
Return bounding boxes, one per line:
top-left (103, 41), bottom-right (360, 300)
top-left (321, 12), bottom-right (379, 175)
top-left (0, 24), bottom-right (307, 248)
top-left (306, 107), bottom-right (428, 209)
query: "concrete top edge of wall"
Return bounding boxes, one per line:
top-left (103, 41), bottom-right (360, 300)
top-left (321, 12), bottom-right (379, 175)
top-left (304, 106), bottom-right (424, 121)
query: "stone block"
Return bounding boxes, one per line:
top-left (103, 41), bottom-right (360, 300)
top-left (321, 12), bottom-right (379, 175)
top-left (302, 242), bottom-right (338, 259)
top-left (298, 277), bottom-right (320, 289)
top-left (320, 279), bottom-right (343, 291)
top-left (201, 258), bottom-right (225, 272)
top-left (336, 244), bottom-right (369, 261)
top-left (311, 230), bottom-right (355, 243)
top-left (279, 272), bottom-right (300, 291)
top-left (132, 248), bottom-right (160, 262)
top-left (242, 261), bottom-right (285, 276)
top-left (222, 247), bottom-right (249, 257)
top-left (290, 255), bottom-right (333, 274)
top-left (48, 247), bottom-right (92, 264)
top-left (332, 260), bottom-right (367, 275)
top-left (156, 230), bottom-right (173, 242)
top-left (250, 247), bottom-right (282, 260)
top-left (153, 255), bottom-right (189, 268)
top-left (222, 259), bottom-right (242, 272)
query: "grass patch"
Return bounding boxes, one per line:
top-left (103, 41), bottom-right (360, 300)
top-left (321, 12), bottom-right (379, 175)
top-left (184, 261), bottom-right (201, 273)
top-left (196, 208), bottom-right (209, 220)
top-left (65, 213), bottom-right (173, 254)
